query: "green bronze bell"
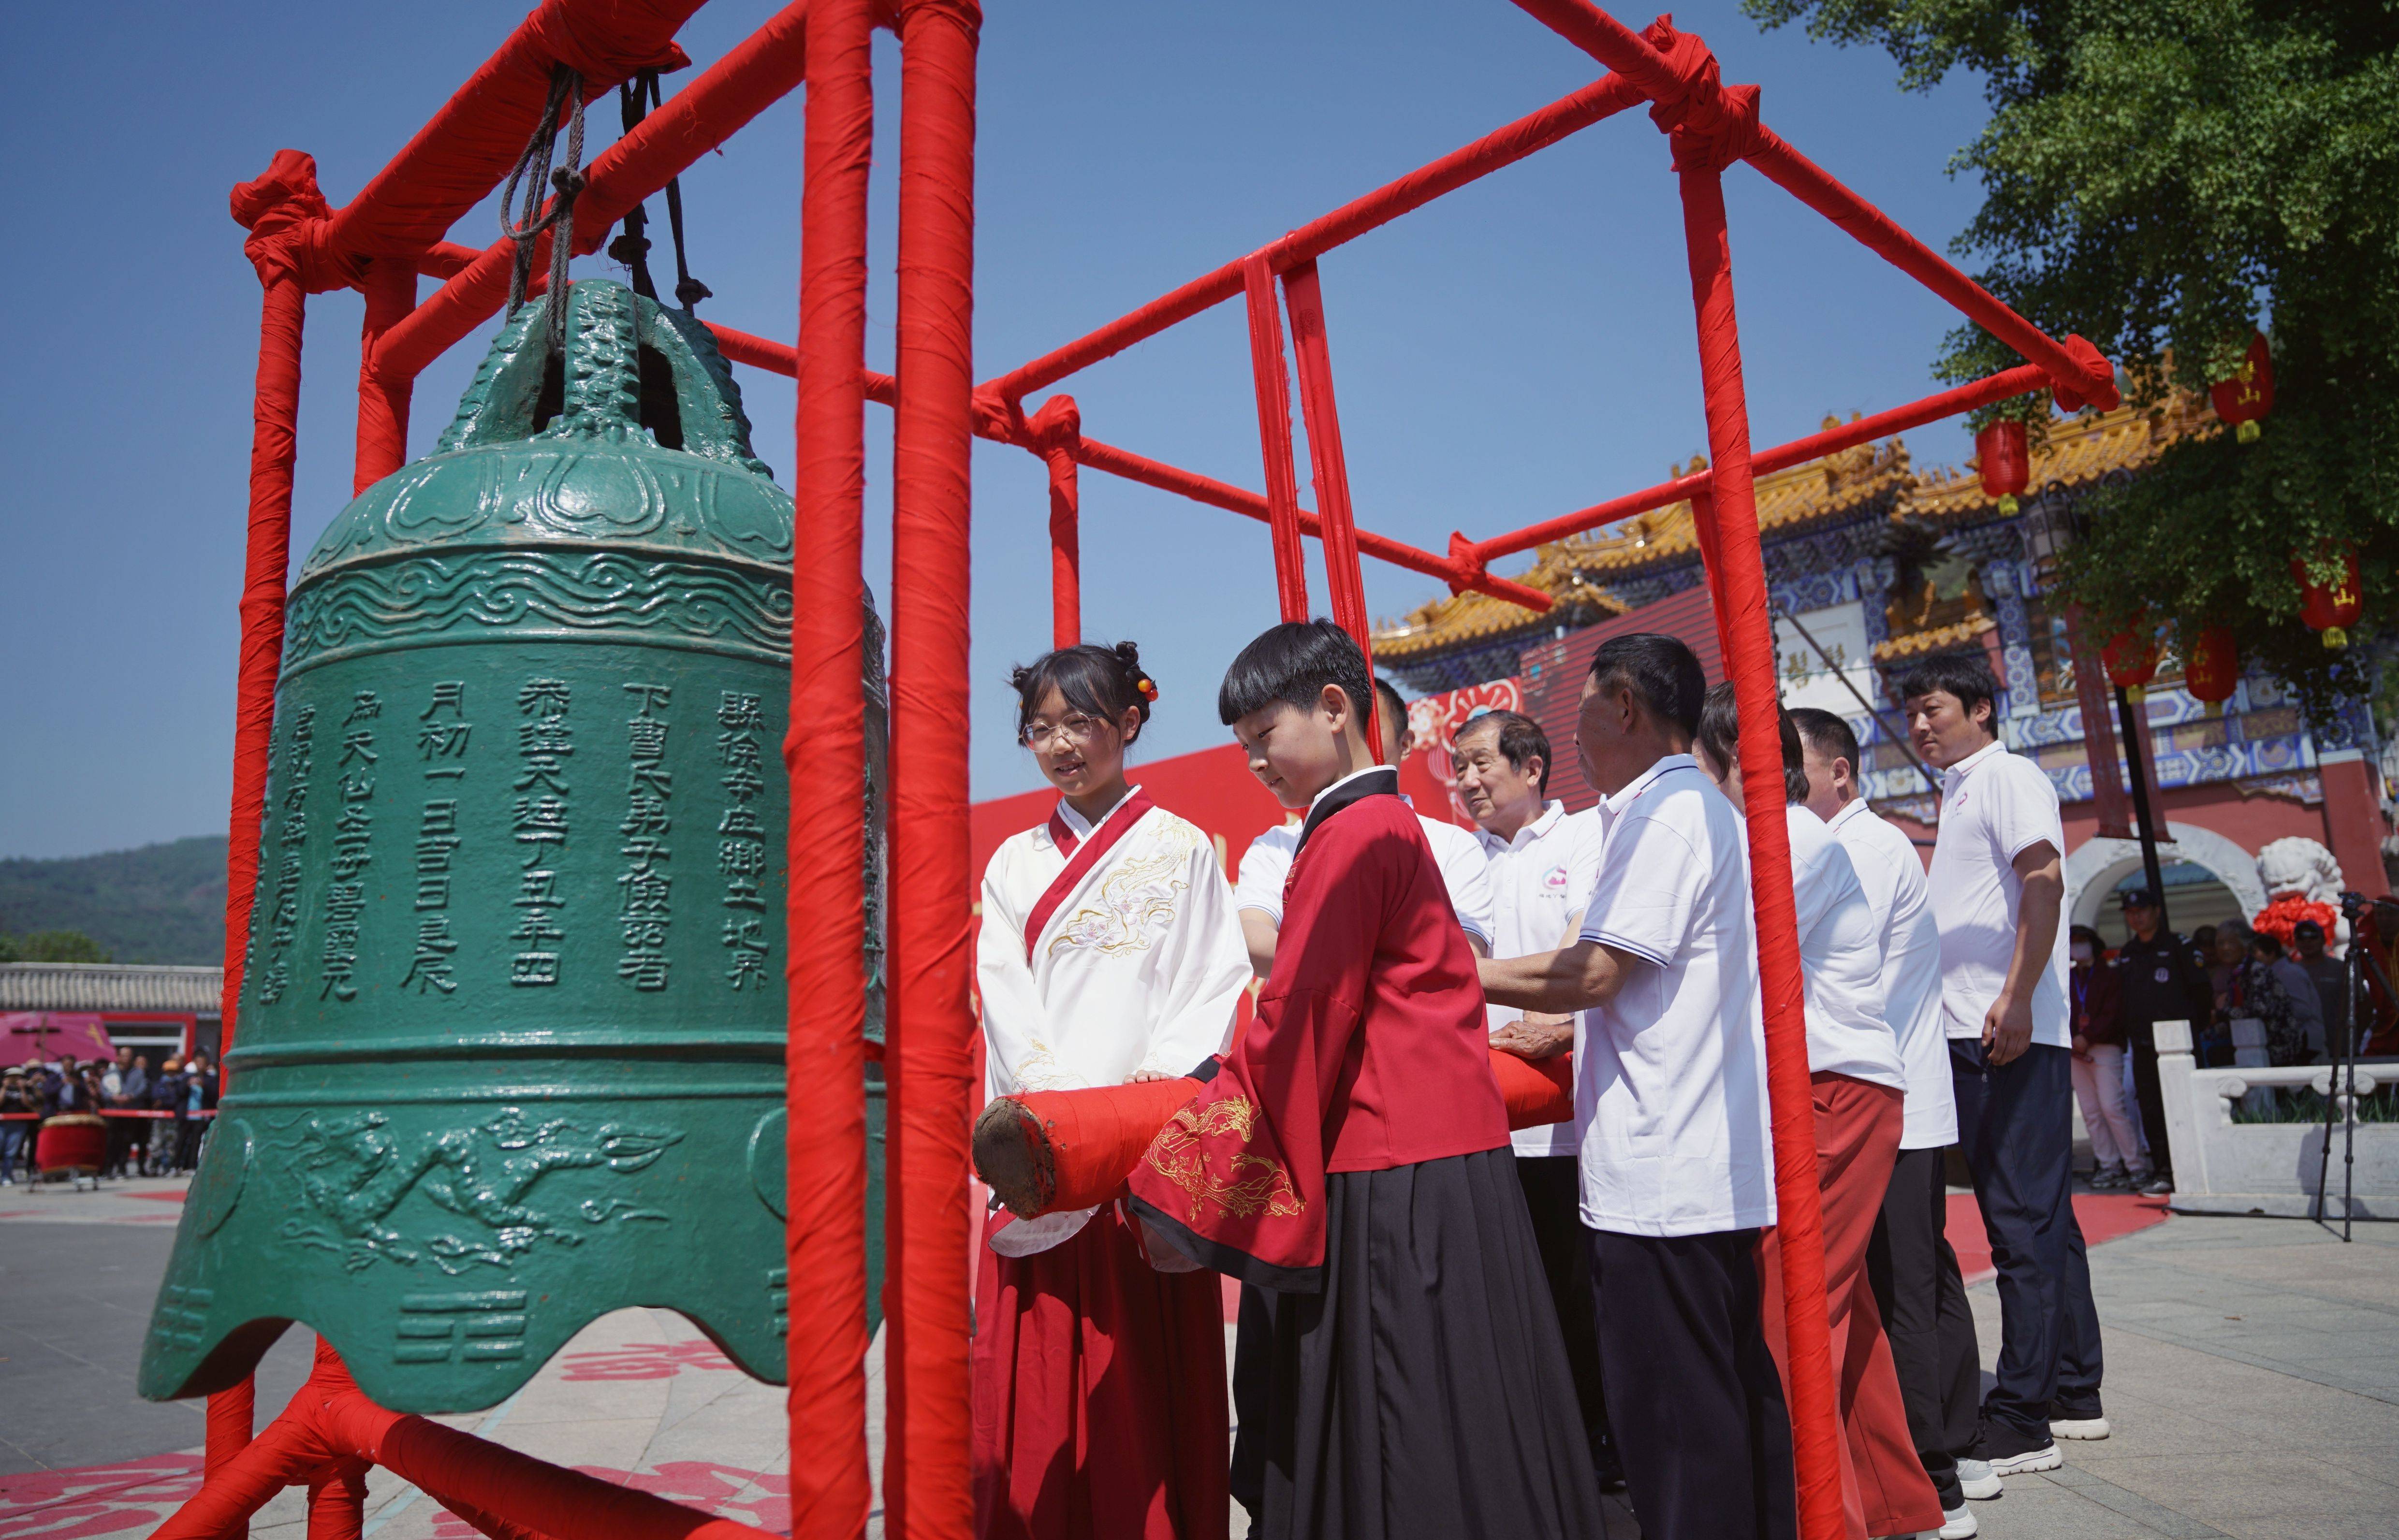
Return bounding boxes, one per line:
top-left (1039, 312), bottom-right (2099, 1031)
top-left (141, 279), bottom-right (886, 1413)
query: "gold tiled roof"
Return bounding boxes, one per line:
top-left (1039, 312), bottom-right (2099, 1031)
top-left (1375, 396), bottom-right (2215, 664)
top-left (1872, 615), bottom-right (1995, 662)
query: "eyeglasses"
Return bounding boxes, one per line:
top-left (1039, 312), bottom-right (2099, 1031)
top-left (1022, 713), bottom-right (1106, 749)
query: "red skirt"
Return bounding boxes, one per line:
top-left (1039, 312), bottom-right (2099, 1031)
top-left (971, 1204), bottom-right (1229, 1540)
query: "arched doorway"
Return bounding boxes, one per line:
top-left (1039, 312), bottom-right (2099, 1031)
top-left (2064, 821), bottom-right (2268, 941)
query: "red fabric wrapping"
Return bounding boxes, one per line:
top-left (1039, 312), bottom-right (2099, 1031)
top-left (210, 168), bottom-right (314, 1497)
top-left (1744, 129), bottom-right (2117, 410)
top-left (1507, 0), bottom-right (2115, 412)
top-left (354, 259), bottom-right (417, 494)
top-left (1473, 363), bottom-right (2048, 563)
top-left (374, 0), bottom-right (812, 384)
top-left (980, 74), bottom-right (1644, 406)
top-left (1489, 1048), bottom-right (1574, 1129)
top-left (306, 1459), bottom-right (371, 1540)
top-left (1242, 254), bottom-right (1311, 622)
top-left (988, 1050), bottom-right (1570, 1220)
top-left (1676, 160), bottom-right (1845, 1540)
top-left (1759, 1079), bottom-right (1943, 1540)
top-left (970, 1208), bottom-right (1229, 1540)
top-left (1283, 260), bottom-right (1383, 753)
top-left (784, 0), bottom-right (877, 1534)
top-left (694, 322), bottom-right (1551, 613)
top-left (888, 1), bottom-right (983, 1530)
top-left (1030, 395), bottom-right (1082, 649)
top-left (323, 0), bottom-right (695, 262)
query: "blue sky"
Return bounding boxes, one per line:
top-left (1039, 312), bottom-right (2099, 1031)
top-left (0, 0), bottom-right (1994, 859)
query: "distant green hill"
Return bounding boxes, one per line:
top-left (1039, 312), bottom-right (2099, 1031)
top-left (0, 836), bottom-right (227, 965)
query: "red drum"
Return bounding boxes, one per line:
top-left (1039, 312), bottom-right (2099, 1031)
top-left (37, 1114), bottom-right (108, 1177)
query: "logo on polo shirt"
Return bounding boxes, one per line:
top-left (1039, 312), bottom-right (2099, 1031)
top-left (1544, 865), bottom-right (1569, 891)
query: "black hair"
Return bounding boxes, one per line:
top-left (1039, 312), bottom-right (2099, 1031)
top-left (1586, 632), bottom-right (1706, 738)
top-left (1218, 619), bottom-right (1372, 728)
top-left (1373, 677), bottom-right (1409, 745)
top-left (2069, 923), bottom-right (2106, 950)
top-left (1891, 652), bottom-right (2000, 734)
top-left (1787, 706), bottom-right (1860, 780)
top-left (1454, 709), bottom-right (1552, 795)
top-left (2250, 930), bottom-right (2285, 958)
top-left (1695, 681), bottom-right (1810, 804)
top-left (1008, 640), bottom-right (1154, 744)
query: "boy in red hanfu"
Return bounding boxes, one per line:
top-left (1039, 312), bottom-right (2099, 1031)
top-left (1126, 619), bottom-right (1602, 1540)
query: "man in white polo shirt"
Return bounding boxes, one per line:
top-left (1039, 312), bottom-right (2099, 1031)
top-left (1695, 685), bottom-right (1941, 1540)
top-left (1452, 707), bottom-right (1616, 1488)
top-left (1794, 706), bottom-right (1988, 1534)
top-left (1898, 653), bottom-right (2104, 1483)
top-left (1480, 634), bottom-right (1792, 1540)
top-left (1231, 677), bottom-right (1493, 973)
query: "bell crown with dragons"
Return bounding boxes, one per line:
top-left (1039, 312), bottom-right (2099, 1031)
top-left (141, 279), bottom-right (886, 1414)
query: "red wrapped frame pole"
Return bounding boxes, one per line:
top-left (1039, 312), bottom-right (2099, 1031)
top-left (1281, 259), bottom-right (1382, 756)
top-left (1241, 253), bottom-right (1310, 621)
top-left (354, 257), bottom-right (417, 493)
top-left (1676, 161), bottom-right (1845, 1540)
top-left (209, 257), bottom-right (309, 1500)
top-left (887, 0), bottom-right (982, 1532)
top-left (786, 0), bottom-right (877, 1532)
top-left (1046, 449), bottom-right (1080, 649)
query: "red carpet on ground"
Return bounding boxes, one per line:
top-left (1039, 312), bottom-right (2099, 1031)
top-left (1945, 1191), bottom-right (2170, 1286)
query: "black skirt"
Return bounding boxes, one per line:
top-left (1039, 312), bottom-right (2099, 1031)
top-left (1244, 1146), bottom-right (1607, 1540)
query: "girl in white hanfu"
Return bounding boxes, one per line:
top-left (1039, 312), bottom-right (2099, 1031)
top-left (970, 639), bottom-right (1250, 1540)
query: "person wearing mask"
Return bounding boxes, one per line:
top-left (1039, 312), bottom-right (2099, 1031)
top-left (1898, 654), bottom-right (2103, 1477)
top-left (2112, 888), bottom-right (2210, 1195)
top-left (2068, 926), bottom-right (2143, 1191)
top-left (2291, 920), bottom-right (2348, 1060)
top-left (2250, 931), bottom-right (2323, 1067)
top-left (1792, 707), bottom-right (1989, 1535)
top-left (1452, 707), bottom-right (1620, 1491)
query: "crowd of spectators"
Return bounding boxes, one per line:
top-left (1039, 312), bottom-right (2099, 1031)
top-left (0, 1046), bottom-right (218, 1184)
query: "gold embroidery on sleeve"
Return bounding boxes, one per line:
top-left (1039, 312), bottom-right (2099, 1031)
top-left (1047, 848), bottom-right (1188, 959)
top-left (1141, 1095), bottom-right (1306, 1222)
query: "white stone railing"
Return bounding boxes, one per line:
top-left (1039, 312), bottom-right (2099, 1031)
top-left (2152, 1020), bottom-right (2394, 1220)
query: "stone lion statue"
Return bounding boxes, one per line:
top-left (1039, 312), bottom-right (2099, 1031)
top-left (2254, 836), bottom-right (2347, 952)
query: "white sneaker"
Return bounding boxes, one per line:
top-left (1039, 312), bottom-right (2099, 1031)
top-left (1940, 1504), bottom-right (1979, 1538)
top-left (2050, 1414), bottom-right (2111, 1440)
top-left (1955, 1458), bottom-right (2002, 1501)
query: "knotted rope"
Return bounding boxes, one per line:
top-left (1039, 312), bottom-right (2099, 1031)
top-left (499, 63), bottom-right (589, 359)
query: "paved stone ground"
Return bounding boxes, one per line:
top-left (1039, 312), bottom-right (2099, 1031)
top-left (0, 1177), bottom-right (2392, 1539)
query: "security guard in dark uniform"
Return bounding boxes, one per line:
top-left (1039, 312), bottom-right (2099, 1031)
top-left (2110, 888), bottom-right (2213, 1194)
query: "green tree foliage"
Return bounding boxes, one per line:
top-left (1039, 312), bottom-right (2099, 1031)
top-left (1747, 0), bottom-right (2399, 718)
top-left (0, 837), bottom-right (225, 964)
top-left (0, 929), bottom-right (110, 963)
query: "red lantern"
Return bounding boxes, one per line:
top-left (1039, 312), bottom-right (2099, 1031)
top-left (1976, 419), bottom-right (2030, 515)
top-left (2101, 627), bottom-right (2159, 702)
top-left (2290, 545), bottom-right (2362, 649)
top-left (2182, 624), bottom-right (2239, 707)
top-left (2210, 331), bottom-right (2274, 443)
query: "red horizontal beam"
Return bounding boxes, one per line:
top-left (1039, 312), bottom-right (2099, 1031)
top-left (373, 0), bottom-right (813, 383)
top-left (1507, 0), bottom-right (2118, 410)
top-left (976, 73), bottom-right (1648, 407)
top-left (324, 0), bottom-right (701, 260)
top-left (1471, 363), bottom-right (2052, 562)
top-left (705, 321), bottom-right (1551, 614)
